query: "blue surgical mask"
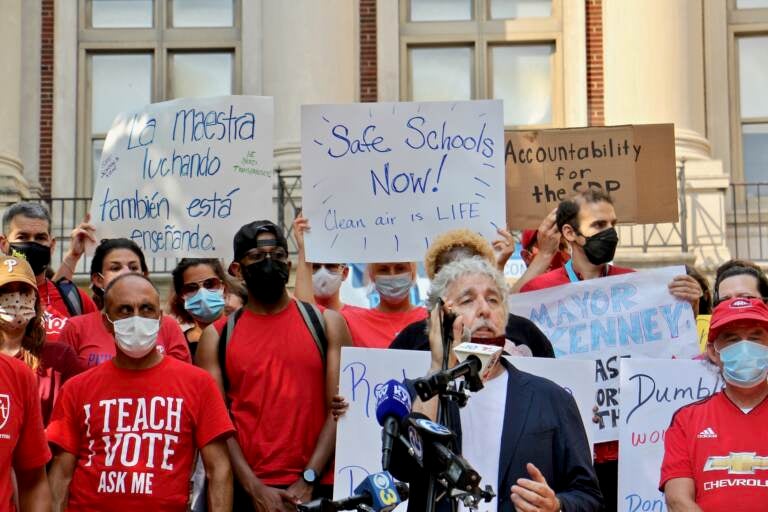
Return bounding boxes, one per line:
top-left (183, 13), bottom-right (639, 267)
top-left (719, 340), bottom-right (768, 388)
top-left (374, 273), bottom-right (413, 302)
top-left (184, 288), bottom-right (225, 322)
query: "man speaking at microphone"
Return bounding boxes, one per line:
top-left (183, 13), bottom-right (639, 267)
top-left (411, 257), bottom-right (602, 512)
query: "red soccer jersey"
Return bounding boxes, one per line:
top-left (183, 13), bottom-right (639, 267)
top-left (520, 264), bottom-right (635, 292)
top-left (0, 354), bottom-right (51, 512)
top-left (38, 279), bottom-right (99, 342)
top-left (221, 303), bottom-right (329, 485)
top-left (46, 356), bottom-right (233, 511)
top-left (660, 392), bottom-right (768, 511)
top-left (60, 312), bottom-right (191, 368)
top-left (341, 306), bottom-right (428, 348)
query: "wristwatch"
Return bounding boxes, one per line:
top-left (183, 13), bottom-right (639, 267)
top-left (302, 468), bottom-right (318, 485)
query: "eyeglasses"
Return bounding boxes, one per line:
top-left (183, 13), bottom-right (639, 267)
top-left (243, 247), bottom-right (289, 263)
top-left (180, 277), bottom-right (223, 298)
top-left (312, 263), bottom-right (345, 274)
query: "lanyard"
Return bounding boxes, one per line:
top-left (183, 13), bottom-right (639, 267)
top-left (565, 259), bottom-right (610, 282)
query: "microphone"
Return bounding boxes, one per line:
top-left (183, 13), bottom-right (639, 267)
top-left (297, 472), bottom-right (408, 512)
top-left (452, 342), bottom-right (503, 382)
top-left (375, 380), bottom-right (412, 471)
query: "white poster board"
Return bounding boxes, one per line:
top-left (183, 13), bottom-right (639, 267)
top-left (507, 266), bottom-right (699, 442)
top-left (90, 96), bottom-right (274, 258)
top-left (301, 100), bottom-right (506, 263)
top-left (618, 359), bottom-right (723, 512)
top-left (334, 347), bottom-right (596, 506)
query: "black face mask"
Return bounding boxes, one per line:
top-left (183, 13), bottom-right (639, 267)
top-left (242, 258), bottom-right (289, 304)
top-left (578, 227), bottom-right (619, 266)
top-left (9, 242), bottom-right (51, 276)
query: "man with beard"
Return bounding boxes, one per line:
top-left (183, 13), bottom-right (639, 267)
top-left (409, 257), bottom-right (603, 512)
top-left (196, 220), bottom-right (352, 511)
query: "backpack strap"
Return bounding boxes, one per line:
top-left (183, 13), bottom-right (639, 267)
top-left (54, 278), bottom-right (83, 317)
top-left (218, 307), bottom-right (244, 396)
top-left (296, 300), bottom-right (328, 362)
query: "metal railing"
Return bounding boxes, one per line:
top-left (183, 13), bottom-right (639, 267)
top-left (727, 182), bottom-right (768, 261)
top-left (28, 170), bottom-right (304, 277)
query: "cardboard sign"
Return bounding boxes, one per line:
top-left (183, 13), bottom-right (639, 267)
top-left (507, 266), bottom-right (699, 442)
top-left (505, 124), bottom-right (677, 229)
top-left (301, 100), bottom-right (506, 263)
top-left (90, 96), bottom-right (274, 258)
top-left (334, 348), bottom-right (596, 505)
top-left (618, 359), bottom-right (723, 512)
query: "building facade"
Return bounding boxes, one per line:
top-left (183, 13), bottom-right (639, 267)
top-left (0, 0), bottom-right (766, 272)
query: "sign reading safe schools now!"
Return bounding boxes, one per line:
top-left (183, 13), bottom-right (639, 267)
top-left (90, 96), bottom-right (274, 258)
top-left (301, 100), bottom-right (506, 263)
top-left (505, 124), bottom-right (677, 229)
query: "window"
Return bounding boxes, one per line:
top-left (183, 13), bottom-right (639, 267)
top-left (400, 0), bottom-right (561, 128)
top-left (728, 1), bottom-right (768, 189)
top-left (77, 0), bottom-right (240, 195)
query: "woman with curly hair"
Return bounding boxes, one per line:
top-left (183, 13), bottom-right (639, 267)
top-left (0, 255), bottom-right (84, 425)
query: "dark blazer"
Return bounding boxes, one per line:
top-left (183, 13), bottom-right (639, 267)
top-left (402, 359), bottom-right (603, 512)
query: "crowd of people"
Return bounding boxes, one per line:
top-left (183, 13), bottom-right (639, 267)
top-left (1, 190), bottom-right (766, 512)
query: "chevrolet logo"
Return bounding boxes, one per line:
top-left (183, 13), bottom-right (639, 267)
top-left (704, 453), bottom-right (768, 474)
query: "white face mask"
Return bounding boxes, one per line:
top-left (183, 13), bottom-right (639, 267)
top-left (312, 267), bottom-right (344, 298)
top-left (0, 291), bottom-right (37, 329)
top-left (107, 314), bottom-right (160, 359)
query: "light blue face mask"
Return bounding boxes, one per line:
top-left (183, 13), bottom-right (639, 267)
top-left (719, 340), bottom-right (768, 388)
top-left (184, 288), bottom-right (225, 322)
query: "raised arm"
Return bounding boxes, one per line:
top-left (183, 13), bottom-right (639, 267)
top-left (292, 214), bottom-right (316, 304)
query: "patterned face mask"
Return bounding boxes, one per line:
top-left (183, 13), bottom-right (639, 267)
top-left (0, 290), bottom-right (37, 329)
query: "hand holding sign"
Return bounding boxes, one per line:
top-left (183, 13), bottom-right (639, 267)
top-left (301, 100), bottom-right (506, 263)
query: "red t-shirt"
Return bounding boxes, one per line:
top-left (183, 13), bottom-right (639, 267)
top-left (520, 264), bottom-right (635, 292)
top-left (0, 354), bottom-right (51, 512)
top-left (519, 263), bottom-right (635, 464)
top-left (38, 279), bottom-right (99, 342)
top-left (35, 342), bottom-right (89, 426)
top-left (341, 306), bottom-right (428, 348)
top-left (221, 303), bottom-right (329, 485)
top-left (46, 356), bottom-right (234, 511)
top-left (660, 392), bottom-right (768, 511)
top-left (60, 312), bottom-right (191, 368)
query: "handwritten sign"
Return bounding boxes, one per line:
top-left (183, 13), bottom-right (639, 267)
top-left (505, 124), bottom-right (677, 229)
top-left (507, 266), bottom-right (699, 442)
top-left (334, 347), bottom-right (596, 505)
top-left (90, 96), bottom-right (274, 258)
top-left (618, 359), bottom-right (723, 512)
top-left (301, 100), bottom-right (506, 262)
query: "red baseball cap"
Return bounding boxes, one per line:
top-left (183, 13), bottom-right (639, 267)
top-left (521, 229), bottom-right (538, 251)
top-left (708, 297), bottom-right (768, 342)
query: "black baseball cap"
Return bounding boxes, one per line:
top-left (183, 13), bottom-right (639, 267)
top-left (233, 220), bottom-right (288, 261)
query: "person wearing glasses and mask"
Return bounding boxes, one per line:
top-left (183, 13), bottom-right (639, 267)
top-left (661, 296), bottom-right (768, 511)
top-left (48, 273), bottom-right (234, 511)
top-left (168, 258), bottom-right (229, 358)
top-left (59, 239), bottom-right (190, 368)
top-left (196, 220), bottom-right (352, 510)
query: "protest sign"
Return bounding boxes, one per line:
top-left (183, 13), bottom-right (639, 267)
top-left (301, 100), bottom-right (506, 263)
top-left (505, 124), bottom-right (677, 229)
top-left (618, 359), bottom-right (723, 512)
top-left (334, 347), bottom-right (596, 504)
top-left (507, 266), bottom-right (699, 442)
top-left (90, 96), bottom-right (274, 258)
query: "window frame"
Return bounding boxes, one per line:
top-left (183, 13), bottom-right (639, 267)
top-left (398, 0), bottom-right (563, 129)
top-left (76, 0), bottom-right (241, 196)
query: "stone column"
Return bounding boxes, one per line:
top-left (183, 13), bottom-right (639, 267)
top-left (603, 0), bottom-right (730, 271)
top-left (261, 0), bottom-right (357, 174)
top-left (0, 0), bottom-right (32, 206)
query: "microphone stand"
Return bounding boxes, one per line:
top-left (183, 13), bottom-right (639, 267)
top-left (424, 307), bottom-right (459, 512)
